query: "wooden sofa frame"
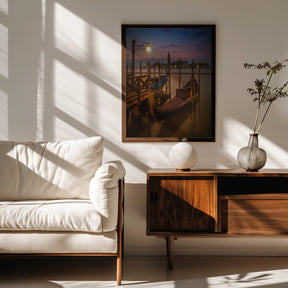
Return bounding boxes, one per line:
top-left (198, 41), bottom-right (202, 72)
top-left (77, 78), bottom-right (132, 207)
top-left (0, 178), bottom-right (125, 285)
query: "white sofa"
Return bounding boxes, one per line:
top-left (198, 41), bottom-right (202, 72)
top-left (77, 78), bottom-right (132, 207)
top-left (0, 137), bottom-right (125, 285)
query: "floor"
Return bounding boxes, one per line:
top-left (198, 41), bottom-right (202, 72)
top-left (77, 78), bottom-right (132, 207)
top-left (1, 255), bottom-right (288, 287)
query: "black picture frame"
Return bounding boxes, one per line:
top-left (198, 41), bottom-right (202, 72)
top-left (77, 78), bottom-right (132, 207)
top-left (122, 24), bottom-right (215, 142)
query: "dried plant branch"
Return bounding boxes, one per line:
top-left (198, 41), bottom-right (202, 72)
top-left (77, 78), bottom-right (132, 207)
top-left (244, 59), bottom-right (288, 134)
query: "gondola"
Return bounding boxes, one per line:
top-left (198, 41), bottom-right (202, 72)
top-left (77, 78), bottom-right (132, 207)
top-left (153, 78), bottom-right (198, 119)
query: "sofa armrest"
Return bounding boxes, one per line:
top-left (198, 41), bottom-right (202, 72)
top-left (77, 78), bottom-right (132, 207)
top-left (89, 161), bottom-right (126, 232)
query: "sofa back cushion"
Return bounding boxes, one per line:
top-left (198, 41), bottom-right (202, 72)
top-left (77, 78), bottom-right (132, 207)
top-left (0, 137), bottom-right (103, 200)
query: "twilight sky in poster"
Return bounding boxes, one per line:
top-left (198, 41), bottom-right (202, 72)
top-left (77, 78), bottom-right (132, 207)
top-left (125, 27), bottom-right (213, 67)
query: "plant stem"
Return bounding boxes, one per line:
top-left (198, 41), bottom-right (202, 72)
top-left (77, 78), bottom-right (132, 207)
top-left (256, 101), bottom-right (273, 134)
top-left (253, 102), bottom-right (261, 134)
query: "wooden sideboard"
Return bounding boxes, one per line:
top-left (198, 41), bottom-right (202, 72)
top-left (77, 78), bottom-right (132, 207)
top-left (147, 168), bottom-right (288, 268)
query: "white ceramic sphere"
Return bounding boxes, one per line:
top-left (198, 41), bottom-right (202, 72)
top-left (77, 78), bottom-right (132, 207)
top-left (169, 142), bottom-right (198, 170)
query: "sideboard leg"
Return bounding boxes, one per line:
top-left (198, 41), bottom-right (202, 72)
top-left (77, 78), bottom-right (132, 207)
top-left (166, 235), bottom-right (174, 269)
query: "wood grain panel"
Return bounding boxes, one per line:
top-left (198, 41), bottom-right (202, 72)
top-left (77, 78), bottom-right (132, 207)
top-left (148, 176), bottom-right (215, 233)
top-left (221, 198), bottom-right (288, 233)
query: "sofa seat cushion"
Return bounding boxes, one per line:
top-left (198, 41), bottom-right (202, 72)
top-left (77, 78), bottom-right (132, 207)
top-left (0, 200), bottom-right (103, 233)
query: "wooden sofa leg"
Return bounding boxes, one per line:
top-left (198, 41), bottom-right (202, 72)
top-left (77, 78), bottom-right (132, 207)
top-left (117, 255), bottom-right (122, 285)
top-left (116, 178), bottom-right (124, 285)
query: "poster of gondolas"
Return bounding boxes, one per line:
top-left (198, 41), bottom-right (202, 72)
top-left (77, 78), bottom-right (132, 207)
top-left (121, 25), bottom-right (215, 142)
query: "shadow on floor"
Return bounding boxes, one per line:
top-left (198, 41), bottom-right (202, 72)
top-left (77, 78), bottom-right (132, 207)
top-left (1, 256), bottom-right (288, 287)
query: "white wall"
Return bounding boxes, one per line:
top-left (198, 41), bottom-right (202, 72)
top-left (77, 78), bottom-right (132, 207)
top-left (1, 0), bottom-right (288, 255)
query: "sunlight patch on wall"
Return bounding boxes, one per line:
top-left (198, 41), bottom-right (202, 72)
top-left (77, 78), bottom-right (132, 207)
top-left (54, 2), bottom-right (88, 61)
top-left (89, 27), bottom-right (121, 90)
top-left (0, 23), bottom-right (8, 78)
top-left (52, 59), bottom-right (121, 143)
top-left (261, 136), bottom-right (288, 168)
top-left (0, 88), bottom-right (7, 139)
top-left (223, 117), bottom-right (288, 168)
top-left (54, 60), bottom-right (88, 127)
top-left (35, 0), bottom-right (47, 141)
top-left (86, 28), bottom-right (122, 142)
top-left (223, 118), bottom-right (249, 161)
top-left (0, 0), bottom-right (8, 14)
top-left (53, 117), bottom-right (86, 141)
top-left (40, 0), bottom-right (46, 41)
top-left (89, 83), bottom-right (121, 139)
top-left (0, 11), bottom-right (8, 140)
top-left (36, 50), bottom-right (45, 141)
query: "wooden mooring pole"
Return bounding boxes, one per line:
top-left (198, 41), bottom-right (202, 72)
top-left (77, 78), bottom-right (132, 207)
top-left (165, 66), bottom-right (168, 93)
top-left (179, 58), bottom-right (181, 88)
top-left (153, 65), bottom-right (156, 90)
top-left (148, 62), bottom-right (155, 118)
top-left (148, 62), bottom-right (151, 91)
top-left (198, 65), bottom-right (201, 99)
top-left (168, 52), bottom-right (171, 98)
top-left (190, 59), bottom-right (194, 101)
top-left (158, 61), bottom-right (161, 91)
top-left (132, 40), bottom-right (136, 76)
top-left (138, 60), bottom-right (142, 96)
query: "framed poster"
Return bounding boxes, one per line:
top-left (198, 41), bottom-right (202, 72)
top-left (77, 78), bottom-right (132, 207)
top-left (122, 24), bottom-right (215, 142)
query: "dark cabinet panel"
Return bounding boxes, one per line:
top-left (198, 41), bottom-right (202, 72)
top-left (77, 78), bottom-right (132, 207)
top-left (148, 176), bottom-right (215, 233)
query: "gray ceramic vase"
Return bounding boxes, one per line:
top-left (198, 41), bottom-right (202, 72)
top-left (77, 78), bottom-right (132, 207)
top-left (237, 133), bottom-right (267, 172)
